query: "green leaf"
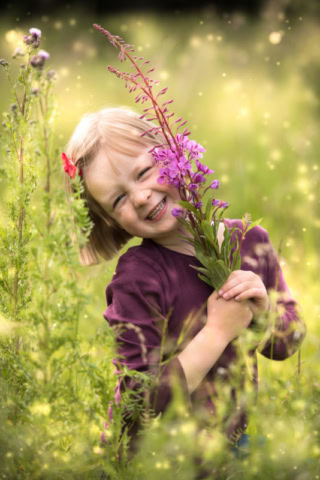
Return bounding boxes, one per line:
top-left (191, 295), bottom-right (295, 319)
top-left (190, 264), bottom-right (212, 277)
top-left (205, 194), bottom-right (214, 221)
top-left (211, 259), bottom-right (231, 290)
top-left (198, 273), bottom-right (213, 287)
top-left (179, 200), bottom-right (201, 218)
top-left (194, 242), bottom-right (211, 270)
top-left (201, 220), bottom-right (217, 250)
top-left (245, 217), bottom-right (263, 233)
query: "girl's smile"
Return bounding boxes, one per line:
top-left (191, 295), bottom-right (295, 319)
top-left (146, 197), bottom-right (167, 222)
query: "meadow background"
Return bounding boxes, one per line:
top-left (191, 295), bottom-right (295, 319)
top-left (0, 0), bottom-right (319, 478)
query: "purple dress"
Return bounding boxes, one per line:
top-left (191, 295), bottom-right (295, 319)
top-left (104, 219), bottom-right (305, 450)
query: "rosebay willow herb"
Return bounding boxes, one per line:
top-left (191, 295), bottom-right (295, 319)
top-left (93, 24), bottom-right (262, 291)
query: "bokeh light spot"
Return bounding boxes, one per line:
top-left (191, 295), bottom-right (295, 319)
top-left (269, 31), bottom-right (283, 45)
top-left (159, 70), bottom-right (169, 81)
top-left (5, 30), bottom-right (20, 44)
top-left (59, 67), bottom-right (70, 77)
top-left (190, 36), bottom-right (201, 48)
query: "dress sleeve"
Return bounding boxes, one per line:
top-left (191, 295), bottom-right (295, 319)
top-left (246, 226), bottom-right (306, 360)
top-left (104, 252), bottom-right (190, 420)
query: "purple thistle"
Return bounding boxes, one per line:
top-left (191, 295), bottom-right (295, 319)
top-left (30, 50), bottom-right (50, 69)
top-left (23, 27), bottom-right (41, 48)
top-left (38, 49), bottom-right (50, 60)
top-left (29, 28), bottom-right (41, 39)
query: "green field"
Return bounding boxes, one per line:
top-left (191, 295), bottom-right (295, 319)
top-left (0, 3), bottom-right (319, 478)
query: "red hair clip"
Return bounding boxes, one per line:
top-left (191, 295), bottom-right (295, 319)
top-left (61, 152), bottom-right (82, 179)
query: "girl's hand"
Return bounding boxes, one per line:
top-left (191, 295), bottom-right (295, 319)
top-left (206, 291), bottom-right (253, 344)
top-left (218, 270), bottom-right (269, 319)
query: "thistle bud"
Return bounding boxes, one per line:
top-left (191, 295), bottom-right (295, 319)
top-left (12, 46), bottom-right (25, 59)
top-left (30, 50), bottom-right (49, 69)
top-left (46, 69), bottom-right (56, 80)
top-left (23, 35), bottom-right (33, 45)
top-left (0, 59), bottom-right (9, 67)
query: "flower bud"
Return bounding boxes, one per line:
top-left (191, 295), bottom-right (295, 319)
top-left (30, 51), bottom-right (49, 69)
top-left (38, 50), bottom-right (50, 60)
top-left (12, 46), bottom-right (25, 59)
top-left (210, 179), bottom-right (220, 190)
top-left (171, 208), bottom-right (184, 217)
top-left (23, 35), bottom-right (33, 45)
top-left (0, 59), bottom-right (8, 67)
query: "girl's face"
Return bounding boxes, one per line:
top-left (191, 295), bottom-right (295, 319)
top-left (85, 146), bottom-right (184, 250)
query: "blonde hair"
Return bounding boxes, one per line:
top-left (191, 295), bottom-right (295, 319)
top-left (65, 107), bottom-right (164, 266)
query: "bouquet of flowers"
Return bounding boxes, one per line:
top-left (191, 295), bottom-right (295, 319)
top-left (91, 24), bottom-right (261, 291)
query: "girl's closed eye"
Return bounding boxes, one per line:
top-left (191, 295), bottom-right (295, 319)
top-left (138, 166), bottom-right (152, 179)
top-left (113, 193), bottom-right (126, 210)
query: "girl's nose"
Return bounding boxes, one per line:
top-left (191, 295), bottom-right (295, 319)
top-left (131, 188), bottom-right (152, 208)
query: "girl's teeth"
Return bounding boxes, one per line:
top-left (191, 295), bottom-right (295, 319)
top-left (148, 199), bottom-right (165, 220)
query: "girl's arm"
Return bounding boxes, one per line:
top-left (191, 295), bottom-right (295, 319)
top-left (178, 291), bottom-right (253, 394)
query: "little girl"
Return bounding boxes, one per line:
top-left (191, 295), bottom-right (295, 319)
top-left (64, 106), bottom-right (305, 459)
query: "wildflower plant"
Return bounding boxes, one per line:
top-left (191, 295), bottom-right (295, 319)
top-left (0, 27), bottom-right (129, 479)
top-left (93, 24), bottom-right (262, 291)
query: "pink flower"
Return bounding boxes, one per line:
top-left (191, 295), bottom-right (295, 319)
top-left (29, 28), bottom-right (41, 39)
top-left (61, 152), bottom-right (77, 179)
top-left (38, 49), bottom-right (50, 60)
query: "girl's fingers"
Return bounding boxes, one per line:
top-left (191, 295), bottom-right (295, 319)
top-left (219, 271), bottom-right (258, 295)
top-left (234, 288), bottom-right (267, 302)
top-left (220, 281), bottom-right (264, 300)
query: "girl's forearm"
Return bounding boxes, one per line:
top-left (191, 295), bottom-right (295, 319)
top-left (177, 326), bottom-right (229, 395)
